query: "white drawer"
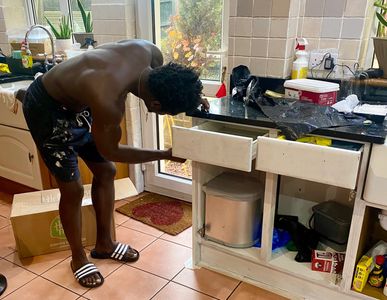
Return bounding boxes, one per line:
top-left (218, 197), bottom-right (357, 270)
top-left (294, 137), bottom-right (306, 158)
top-left (255, 136), bottom-right (363, 189)
top-left (172, 122), bottom-right (267, 171)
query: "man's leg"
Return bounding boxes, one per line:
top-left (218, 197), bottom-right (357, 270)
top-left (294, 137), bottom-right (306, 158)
top-left (83, 160), bottom-right (138, 260)
top-left (56, 178), bottom-right (103, 287)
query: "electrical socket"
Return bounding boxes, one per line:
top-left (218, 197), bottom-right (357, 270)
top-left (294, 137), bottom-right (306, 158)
top-left (309, 52), bottom-right (338, 69)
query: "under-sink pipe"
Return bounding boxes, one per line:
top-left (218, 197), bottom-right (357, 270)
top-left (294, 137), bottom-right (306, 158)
top-left (379, 210), bottom-right (387, 231)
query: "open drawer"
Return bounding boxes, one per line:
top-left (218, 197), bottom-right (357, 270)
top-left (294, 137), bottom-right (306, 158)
top-left (255, 136), bottom-right (363, 189)
top-left (172, 122), bottom-right (267, 171)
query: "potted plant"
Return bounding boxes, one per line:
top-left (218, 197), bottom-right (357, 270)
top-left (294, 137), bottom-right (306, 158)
top-left (373, 0), bottom-right (387, 78)
top-left (45, 15), bottom-right (73, 54)
top-left (73, 0), bottom-right (95, 48)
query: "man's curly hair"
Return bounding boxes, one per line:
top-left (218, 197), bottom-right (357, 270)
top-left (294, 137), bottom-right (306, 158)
top-left (148, 62), bottom-right (203, 115)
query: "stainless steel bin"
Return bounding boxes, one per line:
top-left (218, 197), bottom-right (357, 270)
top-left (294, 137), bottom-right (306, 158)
top-left (203, 172), bottom-right (263, 248)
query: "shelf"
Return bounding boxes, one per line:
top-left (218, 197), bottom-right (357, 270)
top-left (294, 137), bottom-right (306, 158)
top-left (269, 248), bottom-right (342, 287)
top-left (199, 239), bottom-right (262, 263)
top-left (357, 284), bottom-right (387, 300)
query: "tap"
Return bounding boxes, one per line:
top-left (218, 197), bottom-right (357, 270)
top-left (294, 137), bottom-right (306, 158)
top-left (24, 25), bottom-right (57, 68)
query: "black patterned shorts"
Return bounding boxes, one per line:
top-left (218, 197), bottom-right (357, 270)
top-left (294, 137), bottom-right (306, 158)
top-left (22, 76), bottom-right (107, 182)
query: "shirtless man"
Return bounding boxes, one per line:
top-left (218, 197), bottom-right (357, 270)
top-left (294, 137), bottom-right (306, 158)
top-left (19, 39), bottom-right (208, 288)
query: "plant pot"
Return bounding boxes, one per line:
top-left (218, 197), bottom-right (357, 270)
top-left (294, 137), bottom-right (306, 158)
top-left (55, 39), bottom-right (73, 55)
top-left (373, 37), bottom-right (387, 79)
top-left (73, 33), bottom-right (95, 48)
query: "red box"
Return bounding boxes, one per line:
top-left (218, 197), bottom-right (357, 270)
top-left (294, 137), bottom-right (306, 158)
top-left (311, 250), bottom-right (345, 274)
top-left (284, 79), bottom-right (340, 106)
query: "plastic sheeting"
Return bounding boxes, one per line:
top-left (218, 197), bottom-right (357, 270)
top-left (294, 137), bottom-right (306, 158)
top-left (255, 97), bottom-right (366, 140)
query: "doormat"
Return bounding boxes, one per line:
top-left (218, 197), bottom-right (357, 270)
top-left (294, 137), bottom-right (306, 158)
top-left (116, 193), bottom-right (192, 235)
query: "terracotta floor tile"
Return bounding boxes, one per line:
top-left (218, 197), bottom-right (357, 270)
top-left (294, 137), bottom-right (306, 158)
top-left (41, 256), bottom-right (90, 294)
top-left (0, 192), bottom-right (12, 205)
top-left (132, 239), bottom-right (191, 279)
top-left (0, 203), bottom-right (11, 219)
top-left (3, 276), bottom-right (79, 300)
top-left (229, 282), bottom-right (290, 300)
top-left (113, 225), bottom-right (157, 251)
top-left (121, 217), bottom-right (164, 237)
top-left (0, 258), bottom-right (37, 298)
top-left (0, 216), bottom-right (9, 229)
top-left (83, 264), bottom-right (167, 300)
top-left (5, 249), bottom-right (71, 275)
top-left (41, 250), bottom-right (124, 294)
top-left (113, 200), bottom-right (130, 225)
top-left (0, 225), bottom-right (16, 258)
top-left (173, 267), bottom-right (240, 300)
top-left (160, 227), bottom-right (193, 248)
top-left (153, 282), bottom-right (216, 300)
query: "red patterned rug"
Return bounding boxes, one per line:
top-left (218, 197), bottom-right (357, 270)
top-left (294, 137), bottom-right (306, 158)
top-left (116, 193), bottom-right (192, 235)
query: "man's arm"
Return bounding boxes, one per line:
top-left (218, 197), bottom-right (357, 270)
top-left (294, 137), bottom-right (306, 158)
top-left (91, 101), bottom-right (181, 163)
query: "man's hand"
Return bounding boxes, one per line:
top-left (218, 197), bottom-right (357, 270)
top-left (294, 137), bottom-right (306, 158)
top-left (164, 148), bottom-right (186, 164)
top-left (200, 97), bottom-right (210, 112)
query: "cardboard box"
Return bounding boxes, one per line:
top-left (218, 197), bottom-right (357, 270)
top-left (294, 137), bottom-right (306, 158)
top-left (10, 40), bottom-right (52, 57)
top-left (311, 250), bottom-right (345, 274)
top-left (11, 178), bottom-right (137, 258)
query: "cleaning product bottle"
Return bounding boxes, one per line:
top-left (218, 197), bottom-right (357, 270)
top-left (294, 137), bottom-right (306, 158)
top-left (291, 38), bottom-right (309, 79)
top-left (21, 39), bottom-right (33, 69)
top-left (369, 255), bottom-right (385, 288)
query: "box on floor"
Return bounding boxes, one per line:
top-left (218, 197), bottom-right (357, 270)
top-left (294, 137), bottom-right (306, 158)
top-left (11, 178), bottom-right (137, 258)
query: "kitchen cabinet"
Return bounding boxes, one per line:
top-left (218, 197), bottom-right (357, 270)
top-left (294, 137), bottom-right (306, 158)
top-left (0, 80), bottom-right (129, 189)
top-left (173, 113), bottom-right (380, 300)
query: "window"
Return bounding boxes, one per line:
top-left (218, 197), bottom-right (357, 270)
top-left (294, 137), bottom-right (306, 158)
top-left (140, 0), bottom-right (228, 198)
top-left (27, 0), bottom-right (91, 33)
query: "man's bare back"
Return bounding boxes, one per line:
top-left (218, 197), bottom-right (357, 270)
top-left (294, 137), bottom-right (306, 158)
top-left (42, 39), bottom-right (161, 112)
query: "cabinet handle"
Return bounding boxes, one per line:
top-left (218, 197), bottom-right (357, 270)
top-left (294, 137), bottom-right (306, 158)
top-left (28, 153), bottom-right (34, 162)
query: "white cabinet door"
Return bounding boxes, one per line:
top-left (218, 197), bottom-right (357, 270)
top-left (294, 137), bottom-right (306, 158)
top-left (0, 124), bottom-right (43, 189)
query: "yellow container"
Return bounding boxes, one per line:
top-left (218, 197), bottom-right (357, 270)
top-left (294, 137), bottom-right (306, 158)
top-left (353, 255), bottom-right (373, 292)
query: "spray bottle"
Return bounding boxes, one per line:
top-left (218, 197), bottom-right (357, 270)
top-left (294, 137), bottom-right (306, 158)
top-left (291, 38), bottom-right (309, 79)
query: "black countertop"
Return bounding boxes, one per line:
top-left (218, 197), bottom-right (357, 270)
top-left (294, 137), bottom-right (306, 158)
top-left (188, 96), bottom-right (387, 144)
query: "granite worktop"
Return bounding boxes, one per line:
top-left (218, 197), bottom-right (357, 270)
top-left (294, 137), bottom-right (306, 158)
top-left (188, 96), bottom-right (387, 144)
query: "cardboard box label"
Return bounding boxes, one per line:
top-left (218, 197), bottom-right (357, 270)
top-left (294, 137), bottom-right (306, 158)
top-left (50, 216), bottom-right (66, 239)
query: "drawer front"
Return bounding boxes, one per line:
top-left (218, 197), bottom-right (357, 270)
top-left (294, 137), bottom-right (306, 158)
top-left (172, 125), bottom-right (255, 171)
top-left (256, 136), bottom-right (362, 189)
top-left (0, 124), bottom-right (43, 189)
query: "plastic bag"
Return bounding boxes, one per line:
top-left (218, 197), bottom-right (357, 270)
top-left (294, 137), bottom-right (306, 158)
top-left (255, 97), bottom-right (366, 140)
top-left (254, 225), bottom-right (291, 251)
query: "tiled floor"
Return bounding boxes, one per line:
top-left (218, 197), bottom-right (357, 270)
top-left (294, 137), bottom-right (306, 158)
top-left (0, 190), bottom-right (289, 300)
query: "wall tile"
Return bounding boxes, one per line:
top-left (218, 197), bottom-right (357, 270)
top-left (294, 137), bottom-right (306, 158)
top-left (339, 39), bottom-right (361, 60)
top-left (92, 4), bottom-right (126, 19)
top-left (230, 0), bottom-right (237, 17)
top-left (290, 0), bottom-right (300, 17)
top-left (306, 38), bottom-right (320, 51)
top-left (235, 37), bottom-right (252, 56)
top-left (319, 38), bottom-right (340, 49)
top-left (344, 0), bottom-right (367, 17)
top-left (268, 38), bottom-right (287, 58)
top-left (269, 18), bottom-right (289, 38)
top-left (94, 20), bottom-right (127, 35)
top-left (237, 0), bottom-right (253, 17)
top-left (321, 18), bottom-right (342, 38)
top-left (228, 37), bottom-right (235, 55)
top-left (297, 17), bottom-right (303, 37)
top-left (253, 0), bottom-right (272, 17)
top-left (341, 18), bottom-right (364, 39)
top-left (235, 17), bottom-right (253, 37)
top-left (234, 56), bottom-right (251, 68)
top-left (272, 0), bottom-right (290, 17)
top-left (228, 56), bottom-right (235, 71)
top-left (250, 57), bottom-right (267, 76)
top-left (305, 0), bottom-right (325, 17)
top-left (229, 17), bottom-right (236, 37)
top-left (252, 18), bottom-right (270, 37)
top-left (285, 58), bottom-right (293, 78)
top-left (0, 18), bottom-right (5, 32)
top-left (288, 17), bottom-right (298, 38)
top-left (324, 0), bottom-right (346, 17)
top-left (251, 38), bottom-right (269, 57)
top-left (286, 38), bottom-right (296, 59)
top-left (301, 17), bottom-right (322, 38)
top-left (267, 58), bottom-right (286, 77)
